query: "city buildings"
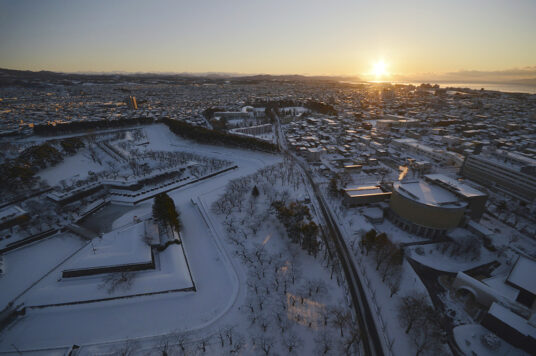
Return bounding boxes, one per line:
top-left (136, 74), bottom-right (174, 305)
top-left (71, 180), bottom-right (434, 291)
top-left (461, 151), bottom-right (536, 204)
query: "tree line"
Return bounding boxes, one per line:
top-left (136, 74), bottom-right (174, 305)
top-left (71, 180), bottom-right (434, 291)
top-left (162, 118), bottom-right (279, 152)
top-left (0, 137), bottom-right (85, 194)
top-left (33, 117), bottom-right (155, 135)
top-left (247, 99), bottom-right (337, 116)
top-left (360, 229), bottom-right (404, 296)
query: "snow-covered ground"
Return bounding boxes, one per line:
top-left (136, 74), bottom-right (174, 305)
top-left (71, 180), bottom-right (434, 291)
top-left (19, 230), bottom-right (193, 307)
top-left (325, 194), bottom-right (444, 356)
top-left (406, 243), bottom-right (496, 273)
top-left (0, 126), bottom-right (283, 353)
top-left (0, 233), bottom-right (87, 310)
top-left (37, 149), bottom-right (106, 187)
top-left (453, 324), bottom-right (529, 356)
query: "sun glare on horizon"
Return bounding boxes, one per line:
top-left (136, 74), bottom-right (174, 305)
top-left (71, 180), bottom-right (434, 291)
top-left (371, 60), bottom-right (389, 80)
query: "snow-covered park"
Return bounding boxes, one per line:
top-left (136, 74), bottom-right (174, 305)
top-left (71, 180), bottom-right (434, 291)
top-left (0, 124), bottom-right (361, 355)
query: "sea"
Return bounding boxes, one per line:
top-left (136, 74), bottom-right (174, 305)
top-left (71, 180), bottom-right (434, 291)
top-left (344, 81), bottom-right (536, 95)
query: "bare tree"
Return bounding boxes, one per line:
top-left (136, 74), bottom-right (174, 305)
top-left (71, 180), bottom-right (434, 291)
top-left (330, 306), bottom-right (352, 337)
top-left (172, 333), bottom-right (188, 354)
top-left (197, 338), bottom-right (208, 353)
top-left (254, 335), bottom-right (274, 356)
top-left (218, 328), bottom-right (226, 348)
top-left (282, 331), bottom-right (303, 355)
top-left (397, 292), bottom-right (429, 334)
top-left (410, 309), bottom-right (444, 356)
top-left (387, 271), bottom-right (401, 297)
top-left (314, 330), bottom-right (334, 356)
top-left (340, 327), bottom-right (362, 356)
top-left (113, 339), bottom-right (138, 356)
top-left (157, 334), bottom-right (173, 356)
top-left (257, 314), bottom-right (271, 333)
top-left (227, 333), bottom-right (245, 355)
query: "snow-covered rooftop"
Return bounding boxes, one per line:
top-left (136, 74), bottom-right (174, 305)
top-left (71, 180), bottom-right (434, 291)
top-left (483, 275), bottom-right (520, 301)
top-left (63, 221), bottom-right (152, 273)
top-left (0, 205), bottom-right (26, 222)
top-left (507, 255), bottom-right (536, 295)
top-left (345, 185), bottom-right (383, 195)
top-left (394, 180), bottom-right (467, 208)
top-left (424, 173), bottom-right (487, 198)
top-left (488, 302), bottom-right (536, 338)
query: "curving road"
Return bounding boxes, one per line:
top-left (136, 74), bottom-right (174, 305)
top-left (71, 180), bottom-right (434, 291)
top-left (274, 112), bottom-right (384, 356)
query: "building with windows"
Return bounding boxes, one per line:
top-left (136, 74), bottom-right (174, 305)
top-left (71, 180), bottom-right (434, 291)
top-left (392, 138), bottom-right (464, 167)
top-left (460, 151), bottom-right (536, 203)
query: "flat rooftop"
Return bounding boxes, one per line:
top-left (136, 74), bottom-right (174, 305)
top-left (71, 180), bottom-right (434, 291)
top-left (394, 180), bottom-right (467, 208)
top-left (344, 185), bottom-right (390, 198)
top-left (488, 302), bottom-right (536, 338)
top-left (0, 205), bottom-right (26, 221)
top-left (425, 174), bottom-right (487, 198)
top-left (507, 255), bottom-right (536, 295)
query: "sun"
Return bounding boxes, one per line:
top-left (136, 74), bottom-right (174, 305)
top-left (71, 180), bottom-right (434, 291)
top-left (372, 60), bottom-right (389, 79)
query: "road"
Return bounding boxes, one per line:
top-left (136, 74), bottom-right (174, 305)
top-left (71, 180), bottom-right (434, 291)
top-left (273, 112), bottom-right (384, 356)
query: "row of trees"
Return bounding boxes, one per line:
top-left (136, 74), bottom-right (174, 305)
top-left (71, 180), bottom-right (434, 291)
top-left (355, 228), bottom-right (447, 355)
top-left (59, 137), bottom-right (85, 154)
top-left (272, 201), bottom-right (321, 257)
top-left (33, 117), bottom-right (155, 135)
top-left (163, 118), bottom-right (279, 152)
top-left (247, 99), bottom-right (337, 116)
top-left (360, 229), bottom-right (403, 296)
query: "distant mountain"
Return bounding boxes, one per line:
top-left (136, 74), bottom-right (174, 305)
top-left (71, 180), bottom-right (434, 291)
top-left (0, 68), bottom-right (361, 87)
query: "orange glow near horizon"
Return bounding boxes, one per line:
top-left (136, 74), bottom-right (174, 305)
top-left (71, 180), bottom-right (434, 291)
top-left (371, 60), bottom-right (390, 81)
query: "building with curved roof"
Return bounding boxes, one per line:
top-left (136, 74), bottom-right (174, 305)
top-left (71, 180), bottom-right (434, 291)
top-left (388, 180), bottom-right (467, 238)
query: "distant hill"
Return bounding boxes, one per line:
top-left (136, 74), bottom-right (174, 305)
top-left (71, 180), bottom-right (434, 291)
top-left (0, 68), bottom-right (361, 87)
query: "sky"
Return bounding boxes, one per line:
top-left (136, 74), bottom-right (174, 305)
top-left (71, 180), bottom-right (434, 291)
top-left (1, 0), bottom-right (535, 81)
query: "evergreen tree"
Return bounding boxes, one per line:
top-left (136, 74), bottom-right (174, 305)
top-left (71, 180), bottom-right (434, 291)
top-left (252, 185), bottom-right (260, 198)
top-left (152, 193), bottom-right (181, 231)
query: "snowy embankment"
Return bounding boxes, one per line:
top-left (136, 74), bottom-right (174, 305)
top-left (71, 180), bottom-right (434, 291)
top-left (0, 233), bottom-right (87, 310)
